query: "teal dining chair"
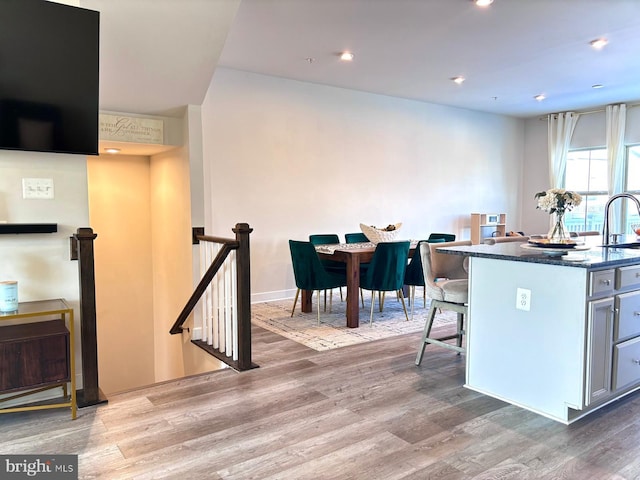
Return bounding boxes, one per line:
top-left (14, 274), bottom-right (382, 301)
top-left (309, 234), bottom-right (342, 272)
top-left (289, 240), bottom-right (348, 325)
top-left (360, 241), bottom-right (410, 325)
top-left (309, 233), bottom-right (340, 245)
top-left (309, 233), bottom-right (344, 301)
top-left (404, 238), bottom-right (445, 319)
top-left (345, 232), bottom-right (369, 243)
top-left (428, 233), bottom-right (456, 242)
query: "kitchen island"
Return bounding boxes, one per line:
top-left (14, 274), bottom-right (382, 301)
top-left (441, 240), bottom-right (640, 424)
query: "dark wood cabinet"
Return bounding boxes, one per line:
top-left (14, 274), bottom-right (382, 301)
top-left (0, 320), bottom-right (70, 392)
top-left (0, 299), bottom-right (76, 419)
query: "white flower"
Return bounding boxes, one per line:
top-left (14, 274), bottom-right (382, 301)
top-left (535, 188), bottom-right (582, 214)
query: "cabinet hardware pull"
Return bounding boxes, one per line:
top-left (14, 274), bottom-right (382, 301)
top-left (635, 312), bottom-right (640, 316)
top-left (602, 279), bottom-right (611, 285)
top-left (633, 359), bottom-right (640, 365)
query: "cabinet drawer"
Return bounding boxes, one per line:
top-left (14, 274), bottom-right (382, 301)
top-left (616, 291), bottom-right (640, 341)
top-left (590, 270), bottom-right (615, 297)
top-left (613, 337), bottom-right (640, 390)
top-left (616, 265), bottom-right (640, 290)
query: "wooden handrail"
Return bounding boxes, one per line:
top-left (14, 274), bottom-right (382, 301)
top-left (170, 223), bottom-right (255, 371)
top-left (169, 241), bottom-right (237, 334)
top-left (196, 234), bottom-right (240, 246)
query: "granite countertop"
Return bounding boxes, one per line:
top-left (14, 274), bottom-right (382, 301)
top-left (439, 237), bottom-right (640, 269)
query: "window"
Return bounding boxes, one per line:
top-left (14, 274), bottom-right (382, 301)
top-left (625, 145), bottom-right (640, 233)
top-left (564, 148), bottom-right (607, 233)
top-left (564, 145), bottom-right (640, 234)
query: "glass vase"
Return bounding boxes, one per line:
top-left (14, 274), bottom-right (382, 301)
top-left (547, 211), bottom-right (571, 243)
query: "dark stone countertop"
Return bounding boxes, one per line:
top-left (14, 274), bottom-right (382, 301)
top-left (439, 238), bottom-right (640, 269)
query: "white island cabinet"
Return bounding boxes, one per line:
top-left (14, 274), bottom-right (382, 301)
top-left (441, 242), bottom-right (640, 424)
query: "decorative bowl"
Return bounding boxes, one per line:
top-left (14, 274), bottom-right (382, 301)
top-left (359, 223), bottom-right (402, 244)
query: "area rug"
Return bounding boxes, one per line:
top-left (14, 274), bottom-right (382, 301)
top-left (252, 293), bottom-right (457, 351)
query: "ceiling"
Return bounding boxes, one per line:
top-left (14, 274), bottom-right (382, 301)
top-left (82, 0), bottom-right (640, 123)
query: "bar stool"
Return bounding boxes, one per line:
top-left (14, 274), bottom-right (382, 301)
top-left (415, 240), bottom-right (472, 365)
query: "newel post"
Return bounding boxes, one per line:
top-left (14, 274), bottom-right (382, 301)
top-left (74, 227), bottom-right (106, 406)
top-left (233, 222), bottom-right (253, 370)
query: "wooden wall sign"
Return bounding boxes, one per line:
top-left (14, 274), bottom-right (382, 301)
top-left (99, 114), bottom-right (164, 144)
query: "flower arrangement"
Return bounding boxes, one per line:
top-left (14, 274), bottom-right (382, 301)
top-left (534, 188), bottom-right (582, 242)
top-left (534, 188), bottom-right (582, 214)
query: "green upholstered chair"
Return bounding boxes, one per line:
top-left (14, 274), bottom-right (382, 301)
top-left (289, 240), bottom-right (347, 325)
top-left (309, 234), bottom-right (343, 272)
top-left (404, 238), bottom-right (445, 319)
top-left (309, 233), bottom-right (344, 301)
top-left (345, 232), bottom-right (369, 243)
top-left (360, 241), bottom-right (411, 325)
top-left (428, 233), bottom-right (456, 242)
top-left (309, 233), bottom-right (340, 246)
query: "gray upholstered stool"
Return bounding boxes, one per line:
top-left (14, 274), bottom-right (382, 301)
top-left (415, 240), bottom-right (471, 365)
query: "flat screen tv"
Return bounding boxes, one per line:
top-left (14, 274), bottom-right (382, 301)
top-left (0, 0), bottom-right (99, 155)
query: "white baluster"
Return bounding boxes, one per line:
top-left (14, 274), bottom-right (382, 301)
top-left (231, 250), bottom-right (238, 361)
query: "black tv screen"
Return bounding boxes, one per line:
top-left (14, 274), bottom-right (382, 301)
top-left (0, 0), bottom-right (99, 155)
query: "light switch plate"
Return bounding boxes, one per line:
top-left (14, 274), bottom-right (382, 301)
top-left (22, 178), bottom-right (54, 199)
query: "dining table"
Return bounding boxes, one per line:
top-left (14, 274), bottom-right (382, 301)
top-left (301, 241), bottom-right (418, 328)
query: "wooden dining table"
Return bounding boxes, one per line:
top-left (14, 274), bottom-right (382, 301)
top-left (301, 241), bottom-right (417, 328)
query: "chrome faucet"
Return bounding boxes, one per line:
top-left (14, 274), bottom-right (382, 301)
top-left (602, 193), bottom-right (640, 245)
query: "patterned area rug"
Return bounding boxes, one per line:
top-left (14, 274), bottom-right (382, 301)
top-left (252, 293), bottom-right (457, 351)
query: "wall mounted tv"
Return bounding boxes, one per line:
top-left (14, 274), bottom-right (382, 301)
top-left (0, 0), bottom-right (99, 155)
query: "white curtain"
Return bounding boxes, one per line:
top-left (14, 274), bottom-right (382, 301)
top-left (548, 112), bottom-right (580, 188)
top-left (606, 104), bottom-right (627, 234)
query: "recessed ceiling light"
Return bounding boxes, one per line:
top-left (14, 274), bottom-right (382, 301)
top-left (340, 51), bottom-right (354, 61)
top-left (104, 148), bottom-right (120, 154)
top-left (592, 84), bottom-right (604, 89)
top-left (534, 94), bottom-right (546, 102)
top-left (590, 38), bottom-right (608, 50)
top-left (451, 76), bottom-right (465, 85)
top-left (474, 0), bottom-right (494, 6)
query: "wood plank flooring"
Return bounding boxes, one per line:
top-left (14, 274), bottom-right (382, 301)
top-left (2, 323), bottom-right (640, 479)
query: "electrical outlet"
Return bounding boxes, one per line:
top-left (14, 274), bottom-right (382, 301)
top-left (516, 287), bottom-right (531, 311)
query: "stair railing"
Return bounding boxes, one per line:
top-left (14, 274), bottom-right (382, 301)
top-left (170, 223), bottom-right (255, 371)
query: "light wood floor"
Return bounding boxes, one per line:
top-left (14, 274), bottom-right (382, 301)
top-left (2, 323), bottom-right (640, 479)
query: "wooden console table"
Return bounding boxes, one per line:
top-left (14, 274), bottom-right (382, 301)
top-left (0, 299), bottom-right (76, 419)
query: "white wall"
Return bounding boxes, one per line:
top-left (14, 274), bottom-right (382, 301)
top-left (0, 150), bottom-right (89, 392)
top-left (201, 69), bottom-right (525, 301)
top-left (87, 141), bottom-right (219, 395)
top-left (87, 154), bottom-right (155, 394)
